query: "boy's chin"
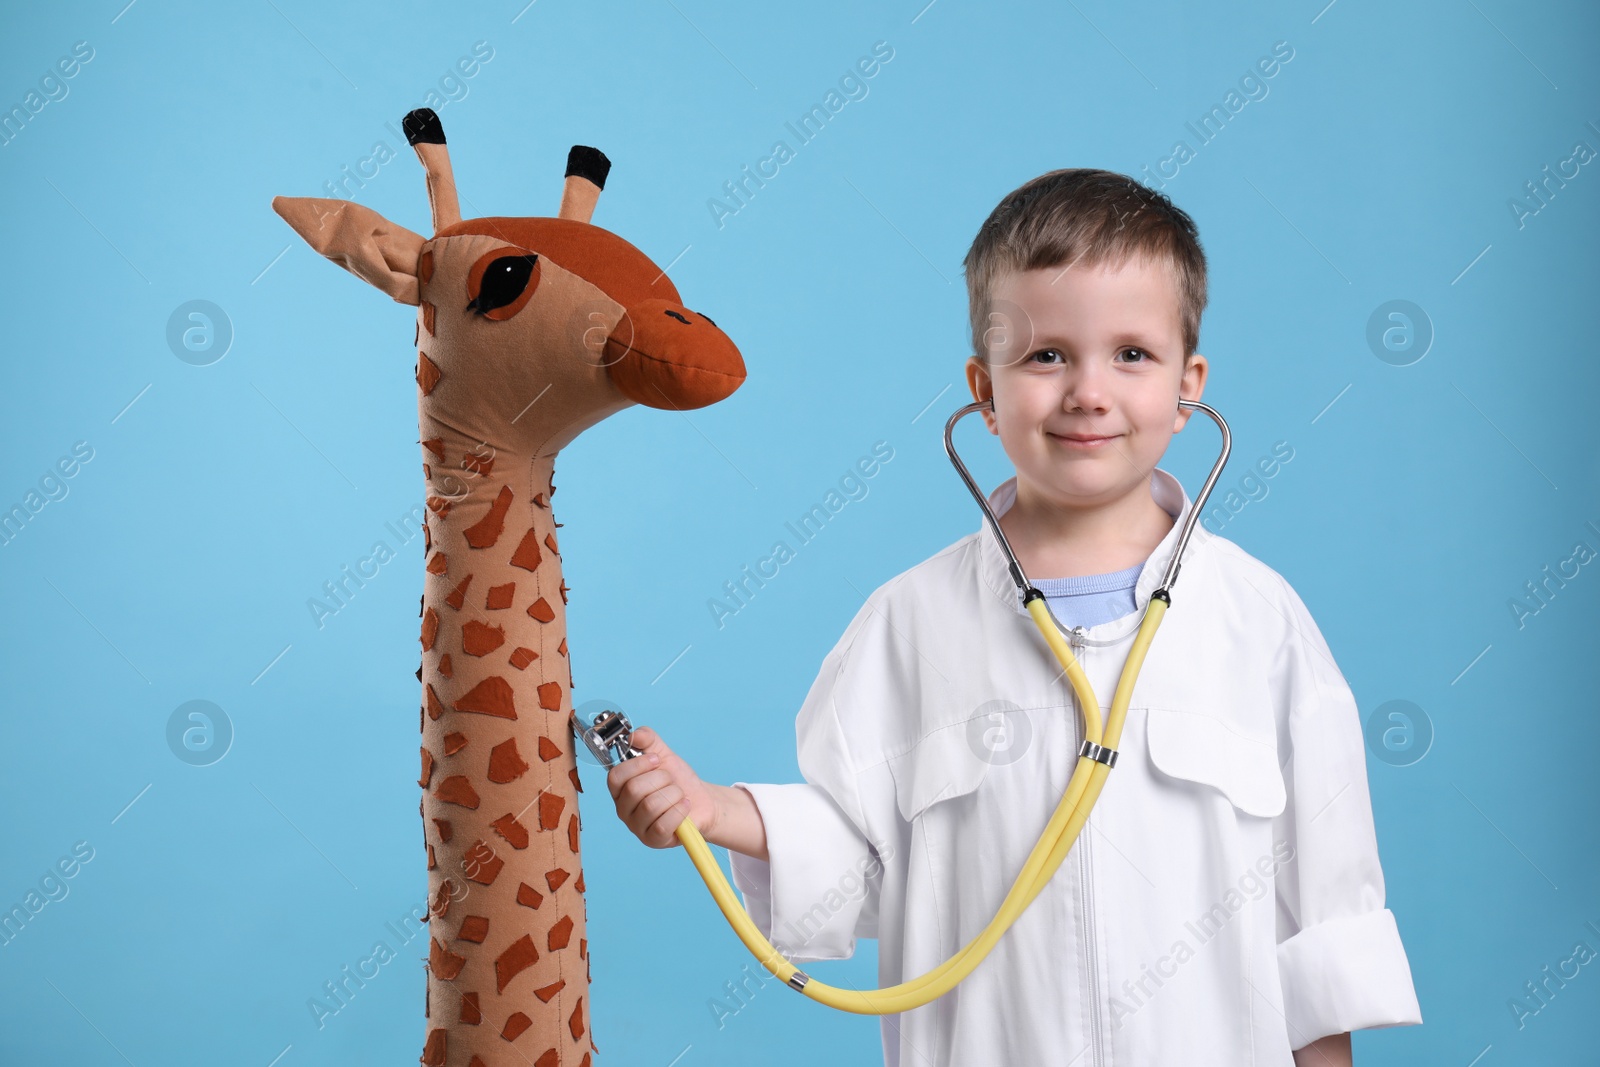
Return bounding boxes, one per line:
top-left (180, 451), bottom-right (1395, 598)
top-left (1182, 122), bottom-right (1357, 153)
top-left (1018, 465), bottom-right (1152, 505)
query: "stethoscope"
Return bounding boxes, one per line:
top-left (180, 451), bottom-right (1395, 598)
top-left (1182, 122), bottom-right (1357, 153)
top-left (573, 396), bottom-right (1231, 1014)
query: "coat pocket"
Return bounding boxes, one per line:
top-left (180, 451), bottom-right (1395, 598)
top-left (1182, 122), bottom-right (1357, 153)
top-left (889, 718), bottom-right (995, 824)
top-left (1144, 708), bottom-right (1286, 818)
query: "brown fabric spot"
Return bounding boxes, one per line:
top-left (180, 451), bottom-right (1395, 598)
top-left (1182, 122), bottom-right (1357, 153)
top-left (463, 839), bottom-right (504, 885)
top-left (534, 1051), bottom-right (559, 1067)
top-left (534, 979), bottom-right (565, 1004)
top-left (429, 937), bottom-right (466, 981)
top-left (422, 300), bottom-right (436, 336)
top-left (457, 915), bottom-right (489, 943)
top-left (537, 790), bottom-right (565, 831)
top-left (574, 871), bottom-right (585, 893)
top-left (486, 582), bottom-right (515, 609)
top-left (462, 452), bottom-right (494, 477)
top-left (494, 934), bottom-right (540, 994)
top-left (426, 551), bottom-right (447, 575)
top-left (567, 811), bottom-right (579, 853)
top-left (458, 991), bottom-right (480, 1025)
top-left (491, 812), bottom-right (529, 849)
top-left (545, 868), bottom-right (570, 892)
top-left (547, 914), bottom-right (573, 951)
top-left (417, 352), bottom-right (441, 395)
top-left (508, 529), bottom-right (543, 572)
top-left (462, 620), bottom-right (507, 656)
top-left (579, 937), bottom-right (586, 961)
top-left (516, 882), bottom-right (543, 909)
top-left (443, 731), bottom-right (467, 755)
top-left (423, 437), bottom-right (445, 461)
top-left (537, 682), bottom-right (562, 711)
top-left (501, 1011), bottom-right (533, 1042)
top-left (418, 248), bottom-right (434, 284)
top-left (537, 736), bottom-right (562, 762)
top-left (425, 979), bottom-right (429, 1019)
top-left (431, 879), bottom-right (455, 919)
top-left (418, 746), bottom-right (434, 788)
top-left (426, 843), bottom-right (436, 869)
top-left (570, 767), bottom-right (583, 794)
top-left (557, 637), bottom-right (568, 657)
top-left (445, 574), bottom-right (474, 610)
top-left (454, 676), bottom-right (517, 719)
top-left (432, 817), bottom-right (452, 843)
top-left (422, 461), bottom-right (431, 479)
top-left (508, 647), bottom-right (538, 670)
top-left (488, 738), bottom-right (529, 784)
top-left (544, 531), bottom-right (560, 555)
top-left (426, 495), bottom-right (452, 519)
top-left (425, 683), bottom-right (445, 720)
top-left (420, 1027), bottom-right (446, 1066)
top-left (434, 775), bottom-right (480, 809)
top-left (569, 996), bottom-right (585, 1040)
top-left (423, 521), bottom-right (430, 552)
top-left (526, 597), bottom-right (555, 623)
top-left (464, 485), bottom-right (514, 549)
top-left (532, 492), bottom-right (547, 509)
top-left (439, 653), bottom-right (453, 679)
top-left (559, 579), bottom-right (570, 605)
top-left (420, 607), bottom-right (439, 652)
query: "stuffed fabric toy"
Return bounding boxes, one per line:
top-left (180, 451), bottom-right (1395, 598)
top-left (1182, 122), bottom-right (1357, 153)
top-left (272, 107), bottom-right (746, 1067)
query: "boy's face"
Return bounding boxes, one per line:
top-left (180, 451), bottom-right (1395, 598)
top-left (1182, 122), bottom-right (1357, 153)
top-left (964, 258), bottom-right (1208, 513)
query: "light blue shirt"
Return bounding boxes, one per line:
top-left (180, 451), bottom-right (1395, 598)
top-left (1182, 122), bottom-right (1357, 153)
top-left (1031, 561), bottom-right (1144, 630)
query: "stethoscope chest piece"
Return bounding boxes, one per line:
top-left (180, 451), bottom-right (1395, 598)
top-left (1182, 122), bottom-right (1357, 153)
top-left (572, 706), bottom-right (642, 769)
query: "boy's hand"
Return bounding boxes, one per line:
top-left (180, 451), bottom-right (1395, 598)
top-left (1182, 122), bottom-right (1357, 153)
top-left (606, 726), bottom-right (718, 849)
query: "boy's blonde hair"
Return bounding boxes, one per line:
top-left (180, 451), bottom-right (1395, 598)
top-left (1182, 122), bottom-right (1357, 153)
top-left (962, 168), bottom-right (1208, 362)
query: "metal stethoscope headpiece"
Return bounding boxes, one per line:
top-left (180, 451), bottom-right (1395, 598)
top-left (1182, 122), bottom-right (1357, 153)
top-left (574, 706), bottom-right (643, 770)
top-left (942, 396), bottom-right (1233, 613)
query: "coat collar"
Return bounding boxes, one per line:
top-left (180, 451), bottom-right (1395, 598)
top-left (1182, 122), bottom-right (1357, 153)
top-left (975, 467), bottom-right (1204, 641)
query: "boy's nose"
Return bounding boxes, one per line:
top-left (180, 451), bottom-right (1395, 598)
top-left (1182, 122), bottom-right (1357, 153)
top-left (1056, 367), bottom-right (1111, 413)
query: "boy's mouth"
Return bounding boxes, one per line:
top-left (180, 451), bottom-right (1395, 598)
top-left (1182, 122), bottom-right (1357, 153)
top-left (1049, 431), bottom-right (1119, 448)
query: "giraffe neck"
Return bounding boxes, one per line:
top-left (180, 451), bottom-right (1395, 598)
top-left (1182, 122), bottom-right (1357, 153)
top-left (417, 433), bottom-right (594, 1066)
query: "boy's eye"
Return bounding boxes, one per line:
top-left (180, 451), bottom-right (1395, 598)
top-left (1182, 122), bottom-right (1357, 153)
top-left (1027, 347), bottom-right (1150, 364)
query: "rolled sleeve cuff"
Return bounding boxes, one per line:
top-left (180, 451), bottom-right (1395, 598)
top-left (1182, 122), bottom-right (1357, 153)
top-left (1277, 908), bottom-right (1423, 1046)
top-left (728, 781), bottom-right (877, 963)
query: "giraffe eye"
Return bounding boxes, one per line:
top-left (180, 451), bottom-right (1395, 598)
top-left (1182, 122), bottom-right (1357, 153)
top-left (466, 252), bottom-right (541, 320)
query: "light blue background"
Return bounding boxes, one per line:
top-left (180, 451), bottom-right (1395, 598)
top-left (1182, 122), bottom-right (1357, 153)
top-left (2, 1), bottom-right (1596, 1064)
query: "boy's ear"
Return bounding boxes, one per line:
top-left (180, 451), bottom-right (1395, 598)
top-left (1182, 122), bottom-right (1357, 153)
top-left (1175, 351), bottom-right (1209, 431)
top-left (965, 355), bottom-right (999, 435)
top-left (271, 196), bottom-right (425, 306)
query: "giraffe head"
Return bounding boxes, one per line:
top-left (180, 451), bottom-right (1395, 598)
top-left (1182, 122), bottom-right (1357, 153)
top-left (272, 108), bottom-right (746, 458)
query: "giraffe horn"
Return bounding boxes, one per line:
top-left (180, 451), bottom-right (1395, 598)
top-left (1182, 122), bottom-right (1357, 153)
top-left (403, 108), bottom-right (462, 234)
top-left (557, 145), bottom-right (611, 224)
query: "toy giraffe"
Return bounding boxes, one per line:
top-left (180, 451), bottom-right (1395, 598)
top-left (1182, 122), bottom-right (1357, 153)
top-left (272, 107), bottom-right (746, 1066)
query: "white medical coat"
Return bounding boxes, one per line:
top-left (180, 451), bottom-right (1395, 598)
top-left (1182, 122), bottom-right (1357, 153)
top-left (730, 468), bottom-right (1422, 1066)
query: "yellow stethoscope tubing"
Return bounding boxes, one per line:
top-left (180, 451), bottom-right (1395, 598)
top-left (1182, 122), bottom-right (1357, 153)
top-left (662, 396), bottom-right (1227, 1015)
top-left (671, 592), bottom-right (1167, 1015)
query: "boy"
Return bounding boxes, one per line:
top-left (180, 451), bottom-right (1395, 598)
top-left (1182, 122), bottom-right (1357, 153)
top-left (608, 170), bottom-right (1422, 1065)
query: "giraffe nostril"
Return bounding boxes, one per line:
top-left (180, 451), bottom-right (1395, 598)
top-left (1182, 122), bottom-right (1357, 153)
top-left (663, 309), bottom-right (691, 325)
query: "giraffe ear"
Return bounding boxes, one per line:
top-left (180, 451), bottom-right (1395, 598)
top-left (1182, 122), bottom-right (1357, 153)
top-left (272, 196), bottom-right (425, 306)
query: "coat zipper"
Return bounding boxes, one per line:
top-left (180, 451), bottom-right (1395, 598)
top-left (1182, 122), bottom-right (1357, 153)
top-left (1068, 628), bottom-right (1105, 1067)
